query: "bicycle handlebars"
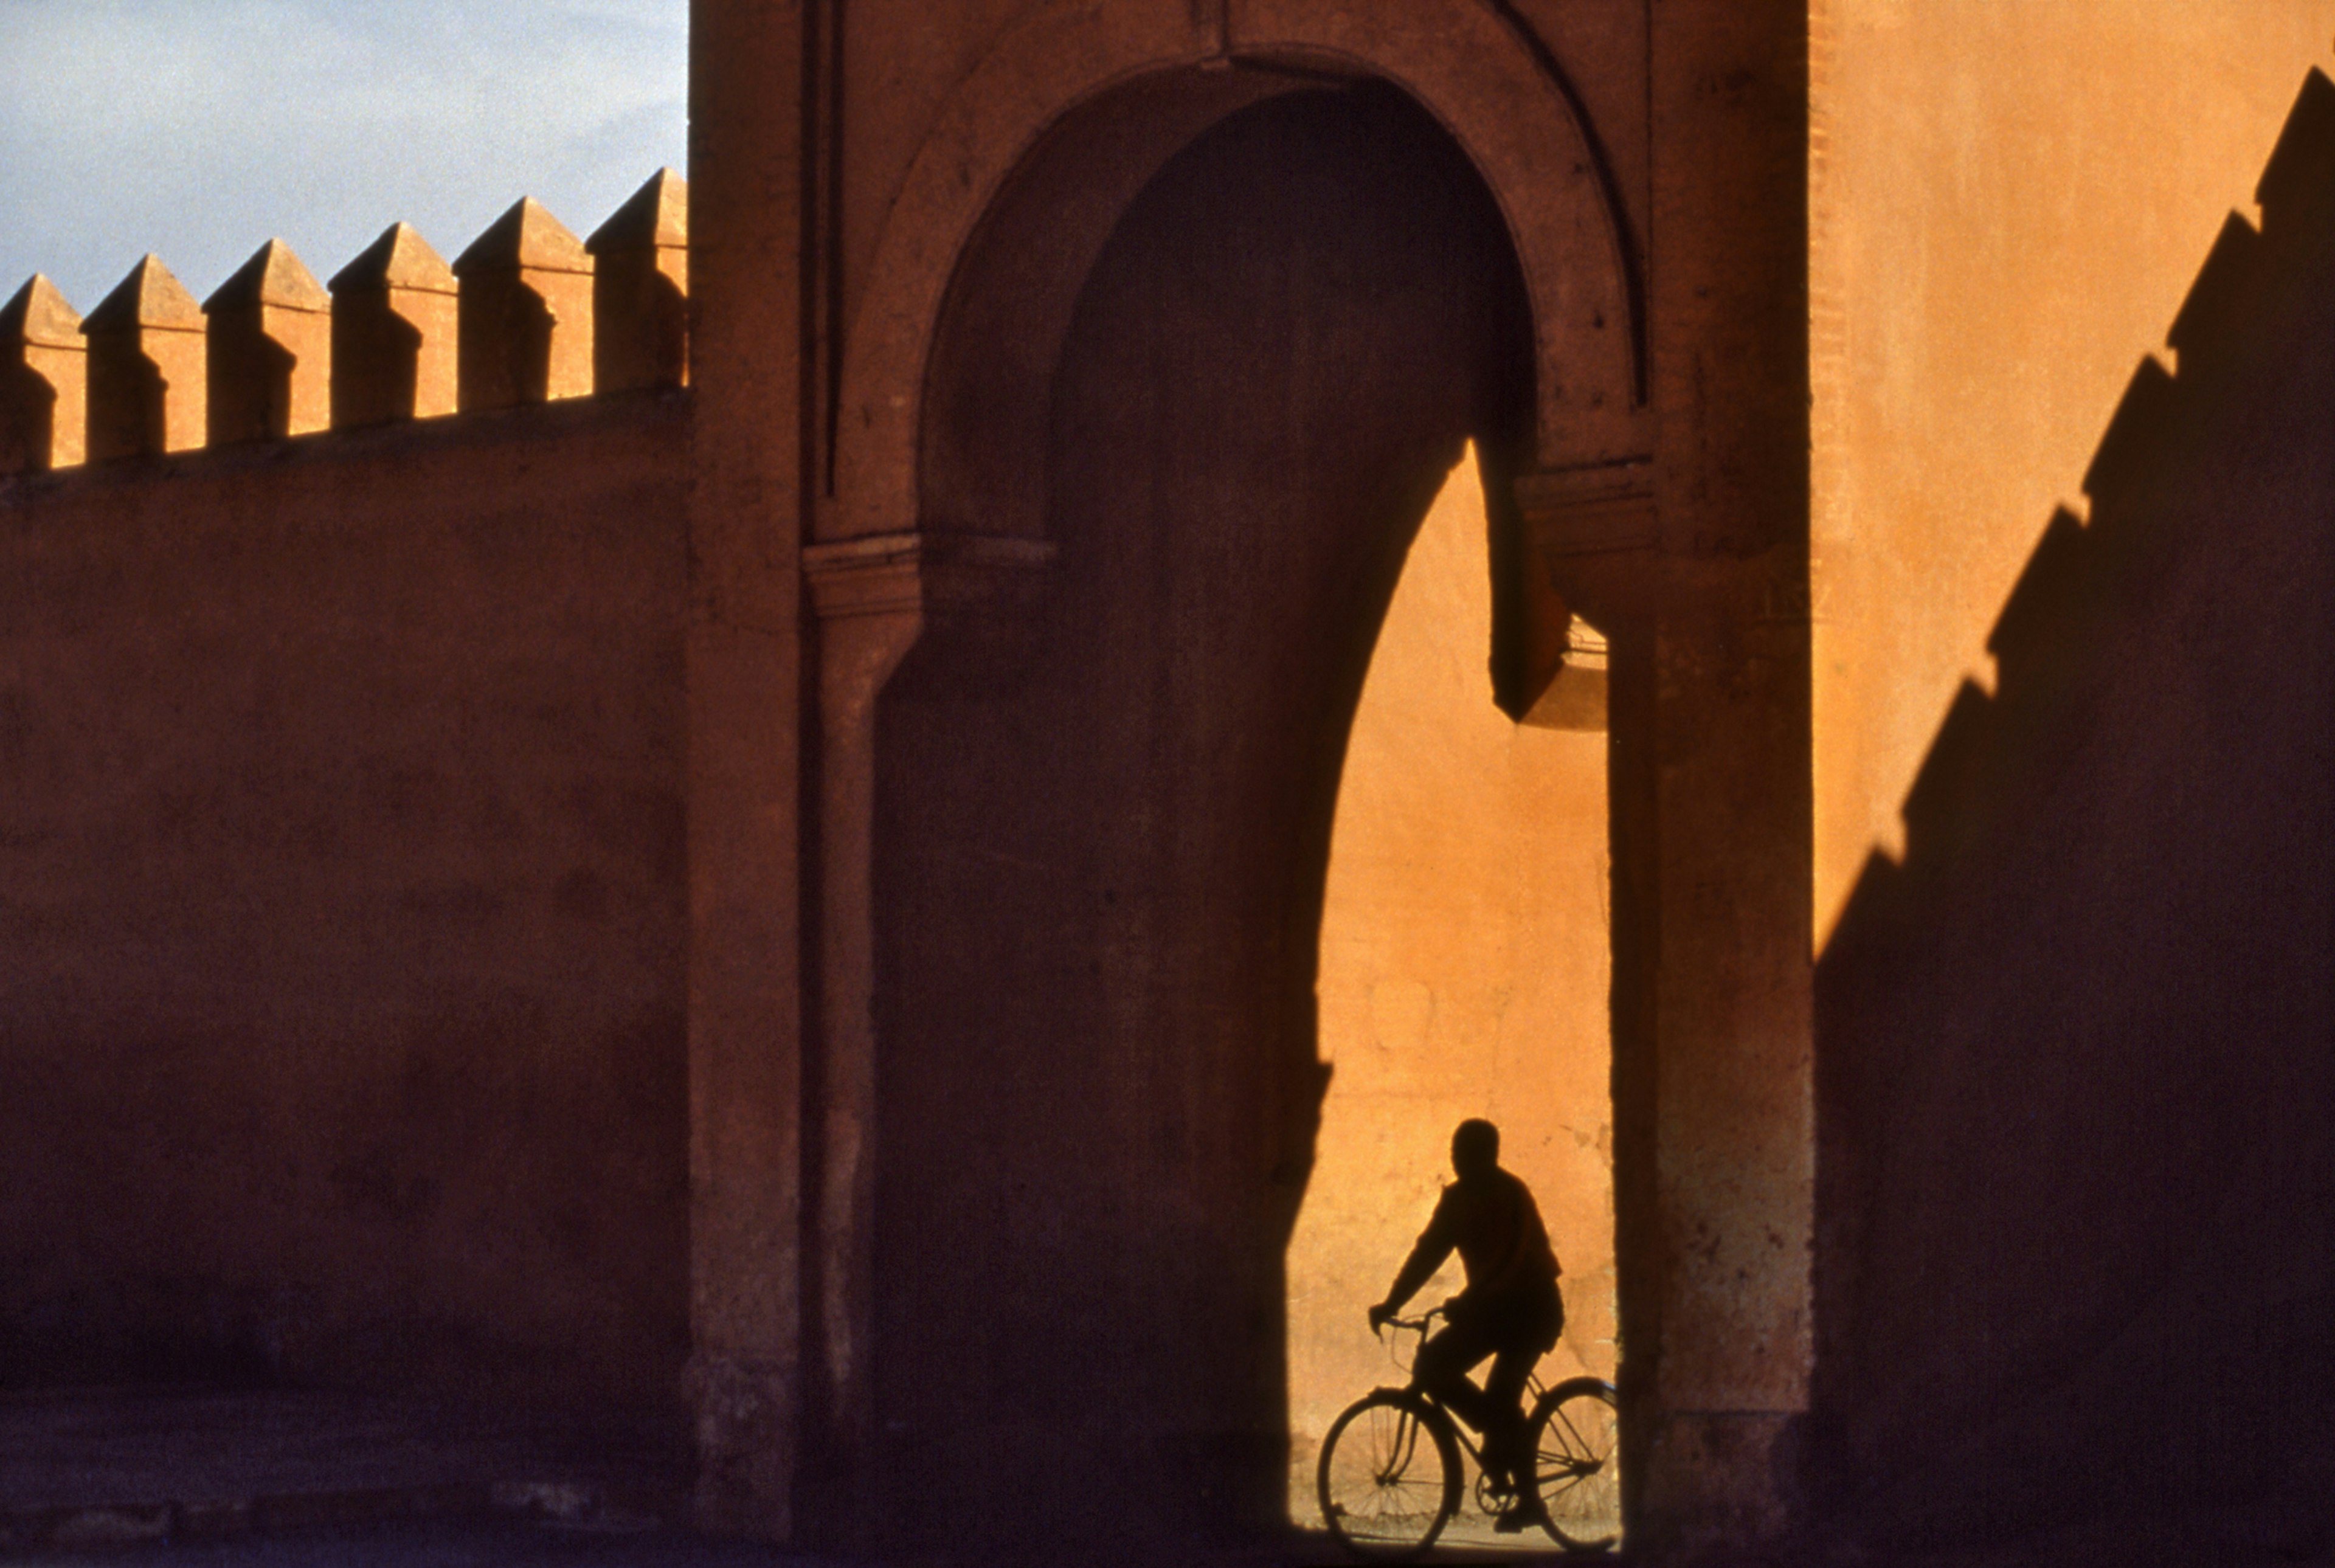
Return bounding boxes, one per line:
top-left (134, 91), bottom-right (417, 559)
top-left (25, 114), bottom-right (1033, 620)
top-left (1375, 1307), bottom-right (1442, 1336)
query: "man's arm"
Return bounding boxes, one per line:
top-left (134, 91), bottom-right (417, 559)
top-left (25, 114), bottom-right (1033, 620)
top-left (1368, 1197), bottom-right (1455, 1331)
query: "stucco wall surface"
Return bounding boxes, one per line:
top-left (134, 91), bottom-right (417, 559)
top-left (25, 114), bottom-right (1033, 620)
top-left (0, 398), bottom-right (692, 1434)
top-left (1810, 0), bottom-right (2335, 931)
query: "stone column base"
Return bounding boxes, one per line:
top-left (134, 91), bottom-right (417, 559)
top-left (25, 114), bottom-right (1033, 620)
top-left (684, 1352), bottom-right (795, 1541)
top-left (1637, 1410), bottom-right (1806, 1561)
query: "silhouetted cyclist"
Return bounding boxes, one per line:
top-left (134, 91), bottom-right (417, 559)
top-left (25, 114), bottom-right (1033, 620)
top-left (1368, 1117), bottom-right (1564, 1533)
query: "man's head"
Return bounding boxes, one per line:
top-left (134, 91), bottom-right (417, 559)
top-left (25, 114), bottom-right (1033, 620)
top-left (1451, 1118), bottom-right (1500, 1178)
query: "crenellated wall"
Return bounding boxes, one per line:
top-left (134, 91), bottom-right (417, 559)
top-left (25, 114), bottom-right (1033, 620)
top-left (1, 171), bottom-right (687, 475)
top-left (0, 174), bottom-right (697, 1443)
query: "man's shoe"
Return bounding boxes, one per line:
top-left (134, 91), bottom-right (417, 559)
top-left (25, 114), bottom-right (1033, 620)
top-left (1493, 1497), bottom-right (1548, 1535)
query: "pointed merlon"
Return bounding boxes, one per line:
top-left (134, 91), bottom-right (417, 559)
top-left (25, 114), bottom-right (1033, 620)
top-left (1, 274), bottom-right (88, 474)
top-left (83, 254), bottom-right (206, 334)
top-left (453, 198), bottom-right (595, 409)
top-left (2, 274), bottom-right (85, 348)
top-left (455, 196), bottom-right (596, 278)
top-left (206, 239), bottom-right (332, 444)
top-left (588, 169), bottom-right (688, 393)
top-left (329, 223), bottom-right (457, 428)
top-left (208, 237), bottom-right (331, 314)
top-left (83, 255), bottom-right (206, 461)
top-left (331, 222), bottom-right (459, 297)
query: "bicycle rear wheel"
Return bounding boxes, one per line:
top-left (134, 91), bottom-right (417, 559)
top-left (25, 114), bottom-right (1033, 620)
top-left (1528, 1378), bottom-right (1621, 1552)
top-left (1316, 1389), bottom-right (1461, 1559)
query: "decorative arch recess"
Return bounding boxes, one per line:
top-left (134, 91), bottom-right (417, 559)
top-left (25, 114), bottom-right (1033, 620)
top-left (828, 0), bottom-right (1648, 548)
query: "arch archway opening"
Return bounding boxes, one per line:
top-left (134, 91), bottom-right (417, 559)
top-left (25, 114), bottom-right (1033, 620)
top-left (1286, 441), bottom-right (1617, 1549)
top-left (866, 76), bottom-right (1615, 1552)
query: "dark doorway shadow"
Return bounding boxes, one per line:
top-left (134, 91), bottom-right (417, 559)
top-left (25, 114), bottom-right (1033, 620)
top-left (862, 82), bottom-right (1535, 1557)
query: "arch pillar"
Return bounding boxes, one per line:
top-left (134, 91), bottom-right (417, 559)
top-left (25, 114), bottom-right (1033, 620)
top-left (1520, 455), bottom-right (1816, 1552)
top-left (797, 531), bottom-right (1051, 1540)
top-left (1508, 6), bottom-right (1816, 1547)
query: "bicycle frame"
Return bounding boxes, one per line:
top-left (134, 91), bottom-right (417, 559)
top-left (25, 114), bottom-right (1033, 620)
top-left (1375, 1307), bottom-right (1543, 1464)
top-left (1323, 1312), bottom-right (1622, 1558)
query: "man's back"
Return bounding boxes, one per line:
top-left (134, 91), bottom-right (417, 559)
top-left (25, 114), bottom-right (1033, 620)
top-left (1422, 1165), bottom-right (1560, 1307)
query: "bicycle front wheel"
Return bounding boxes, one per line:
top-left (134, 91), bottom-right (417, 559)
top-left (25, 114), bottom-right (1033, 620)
top-left (1316, 1389), bottom-right (1461, 1559)
top-left (1529, 1378), bottom-right (1621, 1552)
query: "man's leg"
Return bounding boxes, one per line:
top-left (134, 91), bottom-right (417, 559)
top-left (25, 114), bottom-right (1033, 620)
top-left (1483, 1341), bottom-right (1545, 1527)
top-left (1482, 1343), bottom-right (1535, 1462)
top-left (1413, 1318), bottom-right (1500, 1436)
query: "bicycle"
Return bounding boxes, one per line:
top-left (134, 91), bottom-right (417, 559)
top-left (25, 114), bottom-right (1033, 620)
top-left (1315, 1307), bottom-right (1620, 1559)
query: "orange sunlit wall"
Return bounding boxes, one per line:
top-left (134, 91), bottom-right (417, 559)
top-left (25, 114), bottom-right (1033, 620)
top-left (1810, 0), bottom-right (2335, 937)
top-left (1286, 446), bottom-right (1614, 1528)
top-left (1807, 6), bottom-right (2335, 1547)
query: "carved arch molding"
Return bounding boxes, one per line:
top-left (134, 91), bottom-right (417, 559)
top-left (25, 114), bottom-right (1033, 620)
top-left (830, 0), bottom-right (1648, 554)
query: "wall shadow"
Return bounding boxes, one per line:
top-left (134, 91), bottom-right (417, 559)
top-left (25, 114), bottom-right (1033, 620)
top-left (867, 84), bottom-right (1534, 1556)
top-left (1811, 69), bottom-right (2335, 1561)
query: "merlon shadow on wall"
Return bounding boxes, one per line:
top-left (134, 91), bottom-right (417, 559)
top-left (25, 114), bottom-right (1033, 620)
top-left (1811, 66), bottom-right (2335, 1563)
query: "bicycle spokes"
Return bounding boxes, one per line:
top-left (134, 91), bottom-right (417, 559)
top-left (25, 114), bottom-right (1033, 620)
top-left (1379, 1408), bottom-right (1422, 1484)
top-left (1318, 1392), bottom-right (1459, 1556)
top-left (1539, 1407), bottom-right (1598, 1476)
top-left (1531, 1381), bottom-right (1621, 1552)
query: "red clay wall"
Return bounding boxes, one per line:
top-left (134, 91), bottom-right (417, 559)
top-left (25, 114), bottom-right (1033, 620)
top-left (0, 395), bottom-right (692, 1435)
